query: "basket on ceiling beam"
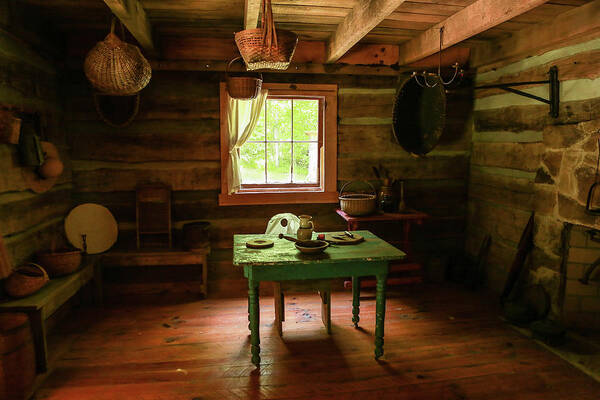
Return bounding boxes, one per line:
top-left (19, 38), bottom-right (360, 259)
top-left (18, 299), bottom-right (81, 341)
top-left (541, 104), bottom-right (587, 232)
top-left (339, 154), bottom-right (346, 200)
top-left (84, 18), bottom-right (152, 96)
top-left (234, 0), bottom-right (298, 71)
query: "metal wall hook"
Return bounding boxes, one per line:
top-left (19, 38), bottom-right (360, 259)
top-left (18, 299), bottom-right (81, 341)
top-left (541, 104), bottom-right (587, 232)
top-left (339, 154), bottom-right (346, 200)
top-left (475, 66), bottom-right (560, 118)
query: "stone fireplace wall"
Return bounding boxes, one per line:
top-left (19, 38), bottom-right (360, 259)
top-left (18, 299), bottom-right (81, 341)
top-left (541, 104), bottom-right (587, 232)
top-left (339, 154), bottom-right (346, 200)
top-left (467, 37), bottom-right (600, 328)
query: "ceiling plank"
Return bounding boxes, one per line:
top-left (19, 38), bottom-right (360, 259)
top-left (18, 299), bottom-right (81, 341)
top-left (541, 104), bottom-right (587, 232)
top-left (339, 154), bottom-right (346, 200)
top-left (325, 0), bottom-right (407, 63)
top-left (244, 0), bottom-right (262, 29)
top-left (472, 0), bottom-right (600, 71)
top-left (103, 0), bottom-right (155, 55)
top-left (396, 0), bottom-right (549, 65)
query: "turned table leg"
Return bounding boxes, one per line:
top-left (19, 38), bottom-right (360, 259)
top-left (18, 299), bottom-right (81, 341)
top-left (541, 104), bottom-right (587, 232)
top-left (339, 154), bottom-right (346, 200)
top-left (374, 273), bottom-right (387, 359)
top-left (274, 282), bottom-right (283, 337)
top-left (352, 276), bottom-right (360, 328)
top-left (248, 280), bottom-right (260, 366)
top-left (320, 289), bottom-right (331, 334)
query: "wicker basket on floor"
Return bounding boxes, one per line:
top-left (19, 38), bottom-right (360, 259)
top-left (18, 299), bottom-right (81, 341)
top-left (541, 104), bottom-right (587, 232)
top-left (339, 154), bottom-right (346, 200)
top-left (234, 0), bottom-right (298, 70)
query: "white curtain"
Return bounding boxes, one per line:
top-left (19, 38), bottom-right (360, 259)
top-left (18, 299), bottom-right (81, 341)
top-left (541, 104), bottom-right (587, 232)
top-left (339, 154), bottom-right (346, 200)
top-left (226, 89), bottom-right (269, 194)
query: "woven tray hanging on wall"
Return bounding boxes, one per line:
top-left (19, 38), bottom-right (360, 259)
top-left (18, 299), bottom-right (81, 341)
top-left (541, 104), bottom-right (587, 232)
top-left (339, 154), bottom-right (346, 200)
top-left (84, 18), bottom-right (152, 127)
top-left (235, 0), bottom-right (298, 70)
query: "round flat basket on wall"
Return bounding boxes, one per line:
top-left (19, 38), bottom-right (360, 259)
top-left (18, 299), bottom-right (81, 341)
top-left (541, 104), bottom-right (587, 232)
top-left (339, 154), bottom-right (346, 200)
top-left (392, 74), bottom-right (446, 156)
top-left (65, 203), bottom-right (118, 254)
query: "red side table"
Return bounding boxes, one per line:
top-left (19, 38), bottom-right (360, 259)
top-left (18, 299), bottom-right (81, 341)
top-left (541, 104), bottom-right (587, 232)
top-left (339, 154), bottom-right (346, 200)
top-left (336, 209), bottom-right (428, 288)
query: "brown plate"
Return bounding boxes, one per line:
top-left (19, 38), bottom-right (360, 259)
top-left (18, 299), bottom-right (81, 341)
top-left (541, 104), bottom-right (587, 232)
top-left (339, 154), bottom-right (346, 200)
top-left (324, 232), bottom-right (364, 245)
top-left (246, 239), bottom-right (274, 249)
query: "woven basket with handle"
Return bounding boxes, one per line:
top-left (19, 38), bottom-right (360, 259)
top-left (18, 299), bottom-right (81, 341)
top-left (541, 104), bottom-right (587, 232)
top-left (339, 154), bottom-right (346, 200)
top-left (339, 181), bottom-right (377, 216)
top-left (226, 57), bottom-right (263, 100)
top-left (4, 263), bottom-right (49, 298)
top-left (235, 0), bottom-right (298, 71)
top-left (84, 18), bottom-right (152, 96)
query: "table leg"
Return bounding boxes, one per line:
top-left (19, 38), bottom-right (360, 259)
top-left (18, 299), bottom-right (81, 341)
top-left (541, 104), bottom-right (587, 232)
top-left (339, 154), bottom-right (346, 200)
top-left (93, 261), bottom-right (103, 307)
top-left (274, 282), bottom-right (283, 337)
top-left (320, 289), bottom-right (331, 334)
top-left (201, 254), bottom-right (208, 297)
top-left (352, 276), bottom-right (360, 328)
top-left (248, 279), bottom-right (261, 366)
top-left (374, 273), bottom-right (387, 359)
top-left (30, 309), bottom-right (48, 373)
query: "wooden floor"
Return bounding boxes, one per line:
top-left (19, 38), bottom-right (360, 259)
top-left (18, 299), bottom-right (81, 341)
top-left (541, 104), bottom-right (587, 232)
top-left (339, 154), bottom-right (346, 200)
top-left (35, 285), bottom-right (600, 400)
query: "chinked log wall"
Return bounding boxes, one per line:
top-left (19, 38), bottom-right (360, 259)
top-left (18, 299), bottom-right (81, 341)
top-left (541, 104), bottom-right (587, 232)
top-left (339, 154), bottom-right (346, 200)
top-left (66, 70), bottom-right (472, 299)
top-left (0, 3), bottom-right (71, 272)
top-left (467, 37), bottom-right (600, 328)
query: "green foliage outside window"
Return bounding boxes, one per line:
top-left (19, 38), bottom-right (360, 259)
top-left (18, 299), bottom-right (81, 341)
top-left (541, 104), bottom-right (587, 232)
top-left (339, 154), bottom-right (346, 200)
top-left (240, 98), bottom-right (320, 184)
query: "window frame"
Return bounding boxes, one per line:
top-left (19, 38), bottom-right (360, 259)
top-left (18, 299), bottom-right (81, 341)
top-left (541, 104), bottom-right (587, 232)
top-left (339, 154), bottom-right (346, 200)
top-left (219, 82), bottom-right (338, 206)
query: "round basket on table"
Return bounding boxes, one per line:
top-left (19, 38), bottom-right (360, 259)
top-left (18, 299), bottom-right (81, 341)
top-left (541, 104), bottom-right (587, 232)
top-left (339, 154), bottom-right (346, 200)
top-left (339, 181), bottom-right (377, 216)
top-left (234, 0), bottom-right (298, 71)
top-left (37, 250), bottom-right (82, 278)
top-left (226, 57), bottom-right (263, 100)
top-left (4, 263), bottom-right (49, 299)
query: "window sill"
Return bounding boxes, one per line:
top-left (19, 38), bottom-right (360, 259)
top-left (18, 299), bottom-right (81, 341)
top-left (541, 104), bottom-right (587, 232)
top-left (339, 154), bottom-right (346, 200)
top-left (218, 191), bottom-right (339, 206)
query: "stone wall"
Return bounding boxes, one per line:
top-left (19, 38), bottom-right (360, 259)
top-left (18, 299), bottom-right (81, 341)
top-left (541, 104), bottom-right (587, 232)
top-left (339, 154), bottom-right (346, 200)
top-left (564, 225), bottom-right (600, 330)
top-left (467, 37), bottom-right (600, 328)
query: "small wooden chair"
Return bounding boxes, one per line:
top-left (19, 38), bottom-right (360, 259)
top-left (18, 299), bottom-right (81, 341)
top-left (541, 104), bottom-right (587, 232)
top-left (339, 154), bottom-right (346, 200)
top-left (266, 214), bottom-right (332, 336)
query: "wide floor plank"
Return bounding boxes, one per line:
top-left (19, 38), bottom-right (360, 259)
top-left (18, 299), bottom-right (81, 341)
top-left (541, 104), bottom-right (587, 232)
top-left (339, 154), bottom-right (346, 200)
top-left (35, 285), bottom-right (600, 399)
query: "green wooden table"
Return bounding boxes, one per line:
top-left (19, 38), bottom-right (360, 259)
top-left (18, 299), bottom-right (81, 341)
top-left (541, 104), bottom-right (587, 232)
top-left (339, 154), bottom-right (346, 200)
top-left (233, 230), bottom-right (406, 366)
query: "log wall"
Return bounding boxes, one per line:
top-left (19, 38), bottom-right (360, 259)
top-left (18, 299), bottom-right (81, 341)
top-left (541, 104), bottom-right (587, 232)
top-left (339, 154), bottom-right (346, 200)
top-left (0, 3), bottom-right (71, 273)
top-left (468, 36), bottom-right (600, 328)
top-left (65, 70), bottom-right (472, 299)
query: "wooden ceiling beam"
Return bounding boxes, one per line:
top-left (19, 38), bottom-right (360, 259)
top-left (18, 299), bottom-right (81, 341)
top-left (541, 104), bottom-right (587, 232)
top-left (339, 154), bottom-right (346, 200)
top-left (396, 0), bottom-right (550, 65)
top-left (472, 0), bottom-right (600, 71)
top-left (103, 0), bottom-right (156, 55)
top-left (325, 0), bottom-right (407, 63)
top-left (244, 0), bottom-right (262, 29)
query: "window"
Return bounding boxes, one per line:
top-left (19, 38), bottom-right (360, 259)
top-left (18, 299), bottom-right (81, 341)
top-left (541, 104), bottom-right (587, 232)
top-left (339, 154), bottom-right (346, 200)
top-left (219, 83), bottom-right (338, 206)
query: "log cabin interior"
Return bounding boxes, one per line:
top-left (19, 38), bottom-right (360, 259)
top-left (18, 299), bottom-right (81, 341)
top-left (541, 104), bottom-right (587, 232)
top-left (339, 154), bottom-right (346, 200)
top-left (2, 0), bottom-right (600, 398)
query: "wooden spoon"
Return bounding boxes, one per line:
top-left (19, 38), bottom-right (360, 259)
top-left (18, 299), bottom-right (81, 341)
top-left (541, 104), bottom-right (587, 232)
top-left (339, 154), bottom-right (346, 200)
top-left (278, 233), bottom-right (300, 243)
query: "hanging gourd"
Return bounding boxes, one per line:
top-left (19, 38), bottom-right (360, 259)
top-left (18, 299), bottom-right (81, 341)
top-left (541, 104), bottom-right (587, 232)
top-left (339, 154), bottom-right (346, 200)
top-left (84, 17), bottom-right (152, 126)
top-left (234, 0), bottom-right (298, 70)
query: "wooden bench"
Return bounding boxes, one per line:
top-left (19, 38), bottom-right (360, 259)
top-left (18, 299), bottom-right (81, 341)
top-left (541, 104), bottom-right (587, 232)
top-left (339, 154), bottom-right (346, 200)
top-left (101, 248), bottom-right (210, 297)
top-left (0, 257), bottom-right (100, 372)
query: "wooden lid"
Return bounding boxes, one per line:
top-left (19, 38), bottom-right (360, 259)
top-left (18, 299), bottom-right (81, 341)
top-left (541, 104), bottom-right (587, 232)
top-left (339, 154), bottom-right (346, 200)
top-left (65, 203), bottom-right (118, 254)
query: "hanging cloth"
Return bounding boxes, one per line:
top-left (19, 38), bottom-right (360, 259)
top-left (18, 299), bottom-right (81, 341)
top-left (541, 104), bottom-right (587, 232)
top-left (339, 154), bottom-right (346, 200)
top-left (226, 88), bottom-right (268, 194)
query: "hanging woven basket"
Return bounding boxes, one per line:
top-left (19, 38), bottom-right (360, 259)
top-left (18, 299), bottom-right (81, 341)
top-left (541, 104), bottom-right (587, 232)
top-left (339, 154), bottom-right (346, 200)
top-left (235, 0), bottom-right (298, 71)
top-left (226, 57), bottom-right (263, 100)
top-left (84, 18), bottom-right (152, 96)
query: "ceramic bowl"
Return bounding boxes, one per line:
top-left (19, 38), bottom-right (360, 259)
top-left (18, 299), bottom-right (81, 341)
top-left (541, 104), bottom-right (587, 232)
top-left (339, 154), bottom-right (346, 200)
top-left (295, 240), bottom-right (329, 254)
